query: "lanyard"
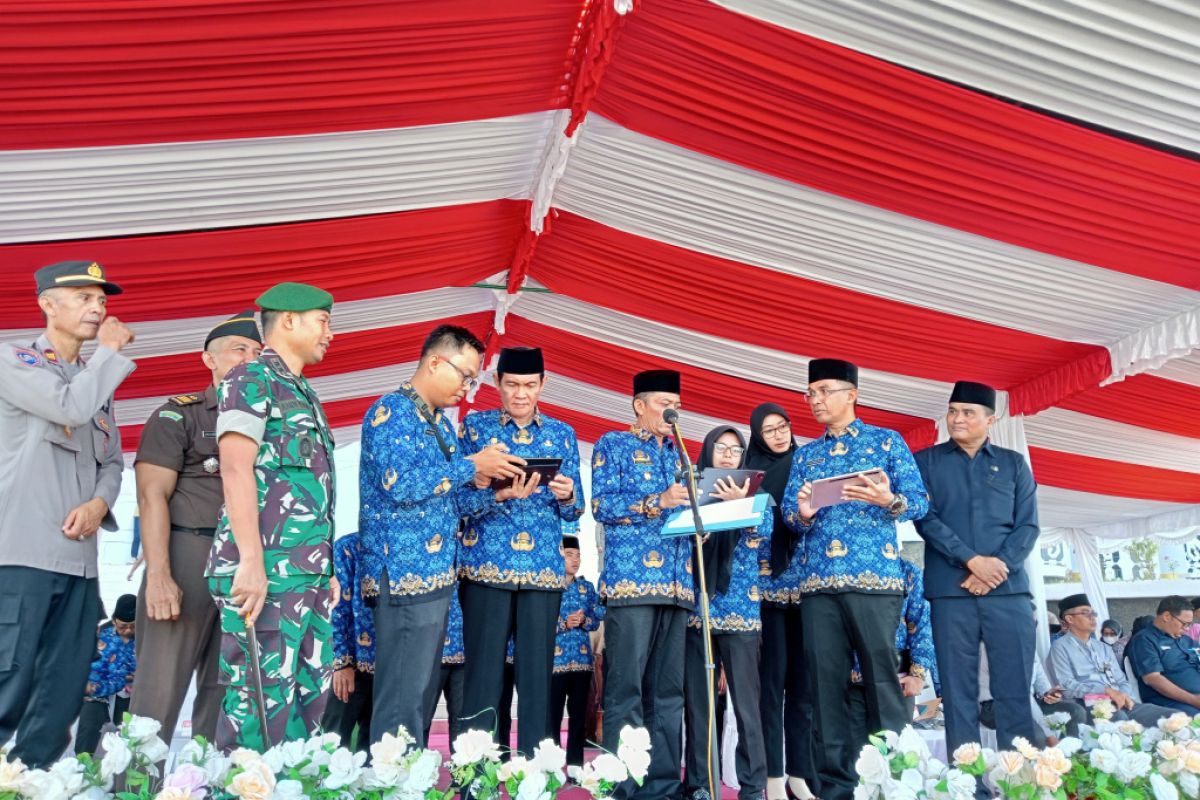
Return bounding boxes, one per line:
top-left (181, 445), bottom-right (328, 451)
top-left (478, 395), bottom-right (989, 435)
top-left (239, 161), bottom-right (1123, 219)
top-left (399, 384), bottom-right (454, 462)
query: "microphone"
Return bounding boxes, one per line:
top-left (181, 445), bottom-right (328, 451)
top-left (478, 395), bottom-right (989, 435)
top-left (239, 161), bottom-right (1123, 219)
top-left (662, 408), bottom-right (680, 425)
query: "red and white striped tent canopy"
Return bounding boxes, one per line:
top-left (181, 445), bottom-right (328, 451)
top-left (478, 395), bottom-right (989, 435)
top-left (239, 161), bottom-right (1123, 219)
top-left (2, 0), bottom-right (1197, 539)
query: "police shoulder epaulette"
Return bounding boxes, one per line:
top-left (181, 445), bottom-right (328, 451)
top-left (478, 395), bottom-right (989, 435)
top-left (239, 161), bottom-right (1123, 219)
top-left (169, 394), bottom-right (203, 406)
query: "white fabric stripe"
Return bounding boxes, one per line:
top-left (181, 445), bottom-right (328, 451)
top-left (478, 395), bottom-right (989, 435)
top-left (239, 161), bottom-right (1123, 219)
top-left (1037, 486), bottom-right (1200, 532)
top-left (1, 286), bottom-right (495, 361)
top-left (555, 115), bottom-right (1200, 346)
top-left (1151, 350), bottom-right (1200, 388)
top-left (518, 291), bottom-right (956, 418)
top-left (1104, 305), bottom-right (1200, 384)
top-left (1023, 407), bottom-right (1200, 474)
top-left (0, 113), bottom-right (556, 242)
top-left (714, 0), bottom-right (1200, 153)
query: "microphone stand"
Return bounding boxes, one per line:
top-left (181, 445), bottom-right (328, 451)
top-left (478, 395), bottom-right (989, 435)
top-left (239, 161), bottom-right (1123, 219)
top-left (665, 410), bottom-right (719, 800)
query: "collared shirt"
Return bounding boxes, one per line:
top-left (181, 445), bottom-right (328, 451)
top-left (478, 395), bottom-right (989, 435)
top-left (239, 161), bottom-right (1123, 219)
top-left (331, 533), bottom-right (375, 673)
top-left (443, 589), bottom-right (464, 665)
top-left (852, 559), bottom-right (938, 685)
top-left (781, 419), bottom-right (928, 595)
top-left (555, 576), bottom-right (603, 673)
top-left (358, 383), bottom-right (494, 604)
top-left (207, 348), bottom-right (336, 579)
top-left (1049, 633), bottom-right (1132, 699)
top-left (0, 335), bottom-right (131, 578)
top-left (591, 426), bottom-right (694, 608)
top-left (689, 510), bottom-right (773, 632)
top-left (1129, 625), bottom-right (1200, 712)
top-left (86, 625), bottom-right (136, 699)
top-left (135, 385), bottom-right (224, 530)
top-left (913, 439), bottom-right (1039, 599)
top-left (458, 409), bottom-right (585, 590)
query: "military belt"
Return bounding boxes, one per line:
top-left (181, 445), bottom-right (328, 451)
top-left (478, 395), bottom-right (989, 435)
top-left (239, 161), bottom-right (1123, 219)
top-left (171, 525), bottom-right (217, 537)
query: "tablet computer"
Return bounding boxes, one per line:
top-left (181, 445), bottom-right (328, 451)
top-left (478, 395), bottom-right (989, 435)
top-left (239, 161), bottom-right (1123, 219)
top-left (490, 457), bottom-right (563, 490)
top-left (694, 468), bottom-right (766, 506)
top-left (810, 468), bottom-right (885, 509)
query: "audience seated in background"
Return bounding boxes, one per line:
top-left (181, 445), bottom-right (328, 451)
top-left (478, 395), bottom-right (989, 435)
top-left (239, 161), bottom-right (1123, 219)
top-left (1129, 596), bottom-right (1200, 714)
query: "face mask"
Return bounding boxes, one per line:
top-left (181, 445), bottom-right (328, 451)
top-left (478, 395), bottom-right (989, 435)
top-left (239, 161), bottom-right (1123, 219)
top-left (1102, 635), bottom-right (1119, 645)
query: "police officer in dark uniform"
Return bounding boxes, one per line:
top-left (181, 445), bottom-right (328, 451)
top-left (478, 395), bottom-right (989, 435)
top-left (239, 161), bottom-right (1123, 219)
top-left (129, 312), bottom-right (263, 744)
top-left (0, 261), bottom-right (134, 767)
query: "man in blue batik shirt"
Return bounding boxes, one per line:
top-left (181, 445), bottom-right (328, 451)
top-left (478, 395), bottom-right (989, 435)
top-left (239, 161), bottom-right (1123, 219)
top-left (593, 369), bottom-right (694, 800)
top-left (324, 533), bottom-right (374, 752)
top-left (459, 346), bottom-right (585, 754)
top-left (781, 358), bottom-right (928, 800)
top-left (913, 381), bottom-right (1040, 762)
top-left (75, 594), bottom-right (137, 756)
top-left (551, 534), bottom-right (603, 768)
top-left (358, 325), bottom-right (528, 747)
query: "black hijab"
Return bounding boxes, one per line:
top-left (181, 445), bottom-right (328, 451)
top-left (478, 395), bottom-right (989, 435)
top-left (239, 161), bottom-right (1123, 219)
top-left (696, 425), bottom-right (746, 596)
top-left (743, 403), bottom-right (798, 578)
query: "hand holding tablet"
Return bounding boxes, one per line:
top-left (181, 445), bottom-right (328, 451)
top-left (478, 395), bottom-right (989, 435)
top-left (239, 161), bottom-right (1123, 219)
top-left (809, 468), bottom-right (887, 509)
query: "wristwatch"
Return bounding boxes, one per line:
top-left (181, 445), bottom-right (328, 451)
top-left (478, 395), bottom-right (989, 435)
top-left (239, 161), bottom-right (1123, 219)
top-left (886, 494), bottom-right (907, 516)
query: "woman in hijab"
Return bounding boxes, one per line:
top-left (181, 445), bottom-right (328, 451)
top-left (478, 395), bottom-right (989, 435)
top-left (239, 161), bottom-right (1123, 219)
top-left (683, 425), bottom-right (771, 800)
top-left (746, 404), bottom-right (817, 800)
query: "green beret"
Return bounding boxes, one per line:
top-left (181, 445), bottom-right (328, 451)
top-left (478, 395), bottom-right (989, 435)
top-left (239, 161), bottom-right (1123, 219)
top-left (255, 282), bottom-right (333, 313)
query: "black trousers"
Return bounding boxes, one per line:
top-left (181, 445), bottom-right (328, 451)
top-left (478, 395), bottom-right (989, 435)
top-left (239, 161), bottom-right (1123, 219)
top-left (685, 629), bottom-right (767, 800)
top-left (371, 589), bottom-right (451, 748)
top-left (497, 663), bottom-right (516, 755)
top-left (802, 592), bottom-right (906, 800)
top-left (0, 567), bottom-right (101, 768)
top-left (75, 695), bottom-right (130, 755)
top-left (550, 671), bottom-right (593, 766)
top-left (603, 604), bottom-right (688, 800)
top-left (847, 685), bottom-right (916, 757)
top-left (424, 664), bottom-right (465, 744)
top-left (759, 604), bottom-right (817, 785)
top-left (460, 582), bottom-right (560, 756)
top-left (930, 595), bottom-right (1036, 753)
top-left (322, 672), bottom-right (374, 752)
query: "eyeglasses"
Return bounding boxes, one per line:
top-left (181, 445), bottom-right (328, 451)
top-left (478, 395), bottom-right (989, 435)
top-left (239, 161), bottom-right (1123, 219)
top-left (805, 387), bottom-right (853, 401)
top-left (442, 359), bottom-right (479, 390)
top-left (761, 422), bottom-right (791, 437)
top-left (1066, 610), bottom-right (1098, 619)
top-left (713, 443), bottom-right (745, 457)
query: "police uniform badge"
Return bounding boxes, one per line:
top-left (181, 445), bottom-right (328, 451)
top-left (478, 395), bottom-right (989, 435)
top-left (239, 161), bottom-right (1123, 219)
top-left (13, 348), bottom-right (42, 367)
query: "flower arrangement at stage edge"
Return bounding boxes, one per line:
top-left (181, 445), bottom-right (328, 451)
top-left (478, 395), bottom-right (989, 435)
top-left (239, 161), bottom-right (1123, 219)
top-left (0, 715), bottom-right (653, 800)
top-left (1091, 699), bottom-right (1117, 722)
top-left (856, 712), bottom-right (1200, 800)
top-left (1044, 712), bottom-right (1073, 739)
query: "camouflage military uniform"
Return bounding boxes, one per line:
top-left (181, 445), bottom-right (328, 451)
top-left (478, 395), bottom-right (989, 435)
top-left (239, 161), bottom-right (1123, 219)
top-left (206, 347), bottom-right (336, 750)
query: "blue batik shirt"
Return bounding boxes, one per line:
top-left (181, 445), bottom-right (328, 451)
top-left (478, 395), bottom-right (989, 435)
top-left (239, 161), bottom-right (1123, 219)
top-left (443, 590), bottom-right (464, 665)
top-left (760, 534), bottom-right (804, 607)
top-left (690, 508), bottom-right (773, 632)
top-left (86, 625), bottom-right (136, 699)
top-left (555, 576), bottom-right (604, 673)
top-left (853, 559), bottom-right (938, 685)
top-left (332, 533), bottom-right (376, 673)
top-left (781, 419), bottom-right (928, 595)
top-left (459, 409), bottom-right (585, 590)
top-left (592, 426), bottom-right (694, 608)
top-left (359, 383), bottom-right (495, 604)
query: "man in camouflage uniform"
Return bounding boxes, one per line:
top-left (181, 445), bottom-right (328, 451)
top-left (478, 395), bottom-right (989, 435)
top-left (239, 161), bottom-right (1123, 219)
top-left (206, 282), bottom-right (337, 751)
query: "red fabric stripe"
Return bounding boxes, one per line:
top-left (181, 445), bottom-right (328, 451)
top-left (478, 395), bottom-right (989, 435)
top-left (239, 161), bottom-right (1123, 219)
top-left (0, 200), bottom-right (526, 327)
top-left (115, 312), bottom-right (494, 400)
top-left (590, 0), bottom-right (1200, 288)
top-left (1057, 375), bottom-right (1200, 439)
top-left (1, 2), bottom-right (583, 148)
top-left (1028, 447), bottom-right (1200, 504)
top-left (530, 211), bottom-right (1106, 399)
top-left (498, 315), bottom-right (937, 451)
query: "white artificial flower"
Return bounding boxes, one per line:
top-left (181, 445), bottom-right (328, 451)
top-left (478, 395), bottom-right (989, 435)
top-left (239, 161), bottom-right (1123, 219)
top-left (618, 726), bottom-right (651, 754)
top-left (18, 769), bottom-right (70, 800)
top-left (1033, 763), bottom-right (1062, 792)
top-left (1044, 712), bottom-right (1072, 729)
top-left (1152, 773), bottom-right (1182, 800)
top-left (139, 736), bottom-right (170, 767)
top-left (1118, 720), bottom-right (1146, 737)
top-left (853, 784), bottom-right (878, 800)
top-left (153, 788), bottom-right (194, 800)
top-left (1092, 700), bottom-right (1116, 721)
top-left (1098, 732), bottom-right (1127, 755)
top-left (992, 751), bottom-right (1026, 777)
top-left (371, 731), bottom-right (412, 767)
top-left (1163, 715), bottom-right (1193, 734)
top-left (278, 740), bottom-right (308, 769)
top-left (895, 727), bottom-right (930, 761)
top-left (1116, 750), bottom-right (1153, 782)
top-left (48, 758), bottom-right (86, 796)
top-left (517, 769), bottom-right (550, 800)
top-left (1180, 770), bottom-right (1200, 800)
top-left (228, 761), bottom-right (276, 800)
top-left (260, 746), bottom-right (285, 775)
top-left (577, 764), bottom-right (603, 796)
top-left (405, 749), bottom-right (443, 792)
top-left (1143, 728), bottom-right (1167, 749)
top-left (323, 748), bottom-right (367, 791)
top-left (944, 768), bottom-right (977, 800)
top-left (124, 715), bottom-right (163, 745)
top-left (229, 748), bottom-right (263, 768)
top-left (498, 756), bottom-right (531, 783)
top-left (451, 729), bottom-right (502, 767)
top-left (887, 773), bottom-right (918, 800)
top-left (305, 732), bottom-right (342, 753)
top-left (1037, 748), bottom-right (1072, 776)
top-left (0, 755), bottom-right (27, 792)
top-left (532, 740), bottom-right (567, 779)
top-left (854, 746), bottom-right (890, 787)
top-left (1012, 737), bottom-right (1039, 759)
top-left (591, 753), bottom-right (629, 783)
top-left (272, 778), bottom-right (306, 800)
top-left (70, 786), bottom-right (109, 800)
top-left (1089, 749), bottom-right (1119, 774)
top-left (99, 732), bottom-right (133, 780)
top-left (952, 743), bottom-right (982, 767)
top-left (1057, 738), bottom-right (1083, 758)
